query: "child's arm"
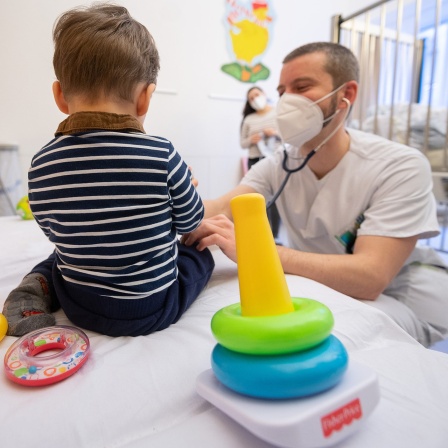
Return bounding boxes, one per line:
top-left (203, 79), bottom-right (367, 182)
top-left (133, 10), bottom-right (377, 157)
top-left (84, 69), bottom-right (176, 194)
top-left (167, 146), bottom-right (204, 234)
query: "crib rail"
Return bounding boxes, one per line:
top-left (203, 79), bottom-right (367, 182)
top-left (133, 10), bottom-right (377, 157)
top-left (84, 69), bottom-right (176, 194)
top-left (332, 0), bottom-right (448, 173)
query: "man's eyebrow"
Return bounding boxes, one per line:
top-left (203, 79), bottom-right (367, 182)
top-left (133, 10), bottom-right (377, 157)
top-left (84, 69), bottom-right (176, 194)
top-left (290, 76), bottom-right (316, 85)
top-left (277, 76), bottom-right (316, 92)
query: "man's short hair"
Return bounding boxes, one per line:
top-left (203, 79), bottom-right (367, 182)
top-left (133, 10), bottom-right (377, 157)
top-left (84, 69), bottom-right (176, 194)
top-left (53, 4), bottom-right (160, 102)
top-left (283, 42), bottom-right (360, 87)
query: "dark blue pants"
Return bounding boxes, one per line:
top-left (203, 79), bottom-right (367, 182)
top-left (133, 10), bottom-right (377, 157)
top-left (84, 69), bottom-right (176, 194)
top-left (31, 243), bottom-right (215, 337)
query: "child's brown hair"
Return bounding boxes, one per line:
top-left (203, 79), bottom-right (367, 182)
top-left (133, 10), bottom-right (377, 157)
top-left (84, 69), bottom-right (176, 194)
top-left (53, 3), bottom-right (160, 103)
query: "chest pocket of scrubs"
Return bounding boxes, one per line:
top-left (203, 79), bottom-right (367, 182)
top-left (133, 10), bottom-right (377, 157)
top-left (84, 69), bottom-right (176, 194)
top-left (335, 213), bottom-right (365, 254)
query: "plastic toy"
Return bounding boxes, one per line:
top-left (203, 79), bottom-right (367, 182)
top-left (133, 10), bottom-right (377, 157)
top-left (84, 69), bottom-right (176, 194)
top-left (212, 335), bottom-right (348, 399)
top-left (0, 313), bottom-right (8, 342)
top-left (211, 297), bottom-right (333, 355)
top-left (4, 325), bottom-right (90, 386)
top-left (16, 196), bottom-right (33, 220)
top-left (231, 193), bottom-right (293, 317)
top-left (209, 193), bottom-right (348, 399)
top-left (196, 193), bottom-right (380, 447)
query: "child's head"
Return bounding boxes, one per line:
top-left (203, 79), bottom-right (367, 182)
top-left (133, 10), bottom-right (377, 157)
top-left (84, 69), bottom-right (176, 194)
top-left (53, 3), bottom-right (160, 105)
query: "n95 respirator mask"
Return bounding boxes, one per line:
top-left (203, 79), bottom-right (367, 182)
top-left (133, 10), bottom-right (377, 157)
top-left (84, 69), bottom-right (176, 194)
top-left (249, 94), bottom-right (267, 111)
top-left (276, 84), bottom-right (345, 149)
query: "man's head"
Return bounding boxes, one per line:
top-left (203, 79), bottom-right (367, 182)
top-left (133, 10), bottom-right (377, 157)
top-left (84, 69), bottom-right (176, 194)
top-left (276, 42), bottom-right (359, 150)
top-left (52, 4), bottom-right (160, 105)
top-left (277, 42), bottom-right (358, 124)
top-left (282, 42), bottom-right (359, 89)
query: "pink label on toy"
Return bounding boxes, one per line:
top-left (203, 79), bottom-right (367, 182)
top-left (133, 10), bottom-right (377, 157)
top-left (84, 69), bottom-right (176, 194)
top-left (321, 398), bottom-right (362, 438)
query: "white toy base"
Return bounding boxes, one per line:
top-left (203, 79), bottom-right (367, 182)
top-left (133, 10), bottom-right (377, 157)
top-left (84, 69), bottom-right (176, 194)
top-left (196, 361), bottom-right (380, 448)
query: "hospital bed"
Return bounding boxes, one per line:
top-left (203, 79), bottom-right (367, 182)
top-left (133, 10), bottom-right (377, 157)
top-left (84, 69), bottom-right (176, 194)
top-left (1, 215), bottom-right (447, 447)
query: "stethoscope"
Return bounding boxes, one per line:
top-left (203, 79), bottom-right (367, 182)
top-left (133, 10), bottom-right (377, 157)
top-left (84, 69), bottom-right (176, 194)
top-left (266, 148), bottom-right (317, 209)
top-left (266, 98), bottom-right (351, 210)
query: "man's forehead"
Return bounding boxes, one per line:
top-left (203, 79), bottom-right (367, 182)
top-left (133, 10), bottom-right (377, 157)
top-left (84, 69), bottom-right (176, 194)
top-left (282, 53), bottom-right (325, 74)
top-left (278, 54), bottom-right (329, 85)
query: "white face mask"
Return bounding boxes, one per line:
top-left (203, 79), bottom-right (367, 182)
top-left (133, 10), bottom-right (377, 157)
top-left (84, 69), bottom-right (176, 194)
top-left (276, 84), bottom-right (345, 148)
top-left (249, 94), bottom-right (267, 111)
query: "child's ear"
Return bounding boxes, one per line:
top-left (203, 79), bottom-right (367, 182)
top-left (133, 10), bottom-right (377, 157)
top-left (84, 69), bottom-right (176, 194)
top-left (52, 81), bottom-right (69, 114)
top-left (136, 83), bottom-right (156, 117)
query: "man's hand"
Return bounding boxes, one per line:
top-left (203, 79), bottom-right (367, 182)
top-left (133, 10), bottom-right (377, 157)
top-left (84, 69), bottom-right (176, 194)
top-left (188, 166), bottom-right (198, 188)
top-left (182, 215), bottom-right (237, 263)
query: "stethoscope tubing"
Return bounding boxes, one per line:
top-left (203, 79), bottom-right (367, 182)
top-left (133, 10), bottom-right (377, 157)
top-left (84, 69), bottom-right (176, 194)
top-left (266, 148), bottom-right (316, 209)
top-left (266, 100), bottom-right (351, 210)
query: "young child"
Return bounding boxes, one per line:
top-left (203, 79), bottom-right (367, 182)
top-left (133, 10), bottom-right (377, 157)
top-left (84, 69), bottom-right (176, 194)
top-left (2, 3), bottom-right (215, 337)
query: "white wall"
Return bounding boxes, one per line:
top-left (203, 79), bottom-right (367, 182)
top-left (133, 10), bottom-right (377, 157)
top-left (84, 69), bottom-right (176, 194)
top-left (0, 0), bottom-right (373, 199)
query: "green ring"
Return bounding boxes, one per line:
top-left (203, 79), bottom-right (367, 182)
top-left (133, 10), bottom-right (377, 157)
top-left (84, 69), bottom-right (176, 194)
top-left (211, 297), bottom-right (334, 355)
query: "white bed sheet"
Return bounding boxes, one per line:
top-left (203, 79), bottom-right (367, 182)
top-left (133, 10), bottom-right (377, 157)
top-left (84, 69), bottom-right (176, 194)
top-left (1, 216), bottom-right (448, 448)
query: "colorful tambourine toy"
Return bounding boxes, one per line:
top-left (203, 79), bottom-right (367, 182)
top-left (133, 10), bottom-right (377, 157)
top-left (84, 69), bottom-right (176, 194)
top-left (4, 325), bottom-right (90, 386)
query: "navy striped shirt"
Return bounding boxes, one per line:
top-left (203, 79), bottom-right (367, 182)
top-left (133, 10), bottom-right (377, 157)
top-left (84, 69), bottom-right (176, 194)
top-left (28, 113), bottom-right (204, 300)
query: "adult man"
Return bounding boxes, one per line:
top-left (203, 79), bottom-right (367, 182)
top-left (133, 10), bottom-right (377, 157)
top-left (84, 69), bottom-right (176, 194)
top-left (184, 42), bottom-right (448, 347)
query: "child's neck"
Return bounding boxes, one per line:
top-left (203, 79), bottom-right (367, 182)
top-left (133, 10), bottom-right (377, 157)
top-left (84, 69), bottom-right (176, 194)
top-left (67, 100), bottom-right (137, 117)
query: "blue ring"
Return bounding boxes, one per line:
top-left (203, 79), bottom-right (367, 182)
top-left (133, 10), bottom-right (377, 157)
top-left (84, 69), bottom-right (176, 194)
top-left (211, 335), bottom-right (348, 399)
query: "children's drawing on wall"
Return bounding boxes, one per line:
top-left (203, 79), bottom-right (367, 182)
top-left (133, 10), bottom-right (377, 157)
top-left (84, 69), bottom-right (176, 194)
top-left (222, 0), bottom-right (275, 83)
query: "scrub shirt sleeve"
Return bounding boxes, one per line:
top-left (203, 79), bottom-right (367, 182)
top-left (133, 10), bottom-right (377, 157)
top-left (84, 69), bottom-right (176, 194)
top-left (240, 156), bottom-right (277, 200)
top-left (358, 153), bottom-right (439, 239)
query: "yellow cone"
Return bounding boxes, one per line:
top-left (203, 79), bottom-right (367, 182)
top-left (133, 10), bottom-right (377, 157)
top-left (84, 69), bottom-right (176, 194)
top-left (230, 193), bottom-right (294, 317)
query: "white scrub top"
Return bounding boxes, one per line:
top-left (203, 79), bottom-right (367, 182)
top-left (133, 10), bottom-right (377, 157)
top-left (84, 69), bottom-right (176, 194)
top-left (241, 128), bottom-right (440, 260)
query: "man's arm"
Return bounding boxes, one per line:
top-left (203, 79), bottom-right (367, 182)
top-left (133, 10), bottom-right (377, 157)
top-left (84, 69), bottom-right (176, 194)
top-left (185, 213), bottom-right (418, 301)
top-left (202, 184), bottom-right (257, 219)
top-left (278, 234), bottom-right (418, 300)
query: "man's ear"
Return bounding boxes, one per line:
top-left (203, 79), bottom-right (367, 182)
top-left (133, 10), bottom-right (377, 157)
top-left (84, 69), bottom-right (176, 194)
top-left (341, 80), bottom-right (357, 108)
top-left (52, 81), bottom-right (69, 115)
top-left (136, 83), bottom-right (156, 117)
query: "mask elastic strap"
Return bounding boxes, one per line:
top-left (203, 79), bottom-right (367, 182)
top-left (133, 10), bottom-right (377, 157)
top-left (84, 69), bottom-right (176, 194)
top-left (312, 83), bottom-right (346, 106)
top-left (322, 108), bottom-right (340, 124)
top-left (314, 98), bottom-right (351, 154)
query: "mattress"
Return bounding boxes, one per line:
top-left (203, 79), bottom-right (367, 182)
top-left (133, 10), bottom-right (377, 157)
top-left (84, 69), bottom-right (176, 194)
top-left (1, 216), bottom-right (447, 447)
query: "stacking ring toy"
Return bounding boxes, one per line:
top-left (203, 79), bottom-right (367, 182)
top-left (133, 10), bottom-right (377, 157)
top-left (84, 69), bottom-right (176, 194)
top-left (211, 335), bottom-right (348, 399)
top-left (211, 297), bottom-right (334, 355)
top-left (4, 326), bottom-right (90, 386)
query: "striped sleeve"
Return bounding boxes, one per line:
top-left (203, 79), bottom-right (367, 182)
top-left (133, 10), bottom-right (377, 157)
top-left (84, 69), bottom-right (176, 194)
top-left (167, 146), bottom-right (204, 234)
